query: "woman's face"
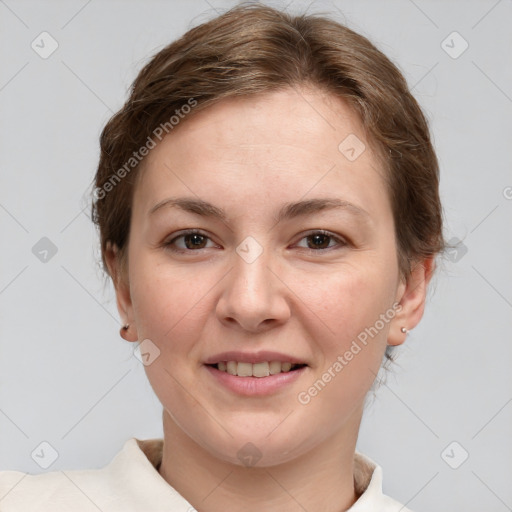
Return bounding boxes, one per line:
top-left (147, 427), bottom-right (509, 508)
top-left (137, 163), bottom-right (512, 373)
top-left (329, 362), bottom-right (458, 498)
top-left (115, 87), bottom-right (413, 466)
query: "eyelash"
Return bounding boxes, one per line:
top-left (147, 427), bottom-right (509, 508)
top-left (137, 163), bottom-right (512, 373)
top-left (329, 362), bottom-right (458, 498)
top-left (163, 229), bottom-right (348, 254)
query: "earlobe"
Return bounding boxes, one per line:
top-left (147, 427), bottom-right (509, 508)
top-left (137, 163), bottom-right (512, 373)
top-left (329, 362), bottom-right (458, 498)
top-left (387, 256), bottom-right (435, 346)
top-left (119, 323), bottom-right (137, 342)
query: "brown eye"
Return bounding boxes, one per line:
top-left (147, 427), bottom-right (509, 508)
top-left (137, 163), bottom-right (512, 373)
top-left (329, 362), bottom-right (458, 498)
top-left (296, 230), bottom-right (347, 252)
top-left (164, 230), bottom-right (215, 252)
top-left (183, 233), bottom-right (208, 249)
top-left (306, 233), bottom-right (331, 249)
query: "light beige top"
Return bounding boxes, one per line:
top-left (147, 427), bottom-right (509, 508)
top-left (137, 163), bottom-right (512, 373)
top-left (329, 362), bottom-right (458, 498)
top-left (0, 438), bottom-right (413, 511)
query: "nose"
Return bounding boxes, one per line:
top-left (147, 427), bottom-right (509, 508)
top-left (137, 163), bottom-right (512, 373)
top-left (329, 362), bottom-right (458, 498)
top-left (216, 246), bottom-right (291, 333)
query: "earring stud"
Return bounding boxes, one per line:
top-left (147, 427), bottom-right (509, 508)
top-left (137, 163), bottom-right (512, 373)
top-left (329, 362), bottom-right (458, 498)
top-left (120, 323), bottom-right (130, 339)
top-left (401, 327), bottom-right (408, 334)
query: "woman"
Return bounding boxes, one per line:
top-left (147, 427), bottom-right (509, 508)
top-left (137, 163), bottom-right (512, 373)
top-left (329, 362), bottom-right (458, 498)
top-left (0, 3), bottom-right (445, 511)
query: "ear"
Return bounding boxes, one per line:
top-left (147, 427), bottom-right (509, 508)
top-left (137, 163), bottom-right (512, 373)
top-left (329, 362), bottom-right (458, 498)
top-left (105, 241), bottom-right (138, 342)
top-left (387, 256), bottom-right (436, 346)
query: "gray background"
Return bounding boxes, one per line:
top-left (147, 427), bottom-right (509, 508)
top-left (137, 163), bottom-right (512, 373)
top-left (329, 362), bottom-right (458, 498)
top-left (1, 0), bottom-right (511, 510)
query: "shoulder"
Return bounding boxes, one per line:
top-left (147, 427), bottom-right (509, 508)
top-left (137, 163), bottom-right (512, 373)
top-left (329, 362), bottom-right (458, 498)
top-left (0, 465), bottom-right (105, 511)
top-left (0, 437), bottom-right (190, 512)
top-left (373, 492), bottom-right (414, 512)
top-left (350, 451), bottom-right (414, 512)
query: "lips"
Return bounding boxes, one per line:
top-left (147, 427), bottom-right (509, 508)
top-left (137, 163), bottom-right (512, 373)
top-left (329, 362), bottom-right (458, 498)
top-left (204, 363), bottom-right (308, 395)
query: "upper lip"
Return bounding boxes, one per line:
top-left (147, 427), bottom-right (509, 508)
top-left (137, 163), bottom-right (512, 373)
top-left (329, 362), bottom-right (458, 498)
top-left (203, 351), bottom-right (308, 365)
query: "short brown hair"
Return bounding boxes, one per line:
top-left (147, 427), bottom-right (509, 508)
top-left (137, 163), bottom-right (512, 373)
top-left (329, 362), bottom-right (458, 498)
top-left (91, 2), bottom-right (445, 288)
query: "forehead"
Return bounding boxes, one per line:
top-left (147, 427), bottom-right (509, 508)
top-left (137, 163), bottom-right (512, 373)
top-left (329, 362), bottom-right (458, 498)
top-left (133, 87), bottom-right (390, 221)
top-left (154, 87), bottom-right (368, 156)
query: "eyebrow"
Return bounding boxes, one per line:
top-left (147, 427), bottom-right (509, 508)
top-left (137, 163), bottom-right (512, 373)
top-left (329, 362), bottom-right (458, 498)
top-left (149, 196), bottom-right (371, 225)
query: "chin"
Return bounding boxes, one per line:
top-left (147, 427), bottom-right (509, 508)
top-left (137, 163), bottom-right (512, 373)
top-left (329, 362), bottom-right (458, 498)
top-left (202, 427), bottom-right (315, 468)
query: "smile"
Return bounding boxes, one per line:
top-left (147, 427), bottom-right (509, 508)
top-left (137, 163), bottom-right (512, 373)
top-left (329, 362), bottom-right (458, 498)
top-left (207, 361), bottom-right (307, 377)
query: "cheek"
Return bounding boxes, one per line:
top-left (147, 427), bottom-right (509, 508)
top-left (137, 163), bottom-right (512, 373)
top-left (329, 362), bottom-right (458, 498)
top-left (129, 261), bottom-right (213, 404)
top-left (296, 272), bottom-right (391, 412)
top-left (132, 270), bottom-right (207, 339)
top-left (303, 262), bottom-right (396, 390)
top-left (306, 263), bottom-right (395, 343)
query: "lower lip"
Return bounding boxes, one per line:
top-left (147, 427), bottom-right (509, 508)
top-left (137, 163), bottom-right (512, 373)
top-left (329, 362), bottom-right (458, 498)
top-left (204, 364), bottom-right (308, 396)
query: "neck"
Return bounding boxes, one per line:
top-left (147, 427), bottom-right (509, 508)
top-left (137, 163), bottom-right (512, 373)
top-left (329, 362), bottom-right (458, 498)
top-left (158, 409), bottom-right (363, 512)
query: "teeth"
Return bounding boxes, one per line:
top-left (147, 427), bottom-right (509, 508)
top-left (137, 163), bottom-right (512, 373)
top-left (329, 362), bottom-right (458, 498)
top-left (252, 362), bottom-right (269, 377)
top-left (216, 361), bottom-right (298, 377)
top-left (237, 362), bottom-right (254, 377)
top-left (227, 361), bottom-right (237, 375)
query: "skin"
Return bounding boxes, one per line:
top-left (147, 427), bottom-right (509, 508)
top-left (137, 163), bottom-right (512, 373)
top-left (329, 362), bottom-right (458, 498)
top-left (106, 86), bottom-right (434, 512)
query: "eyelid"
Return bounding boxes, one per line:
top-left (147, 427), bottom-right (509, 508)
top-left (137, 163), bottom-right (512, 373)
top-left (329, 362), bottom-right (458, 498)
top-left (294, 229), bottom-right (348, 250)
top-left (163, 228), bottom-right (348, 253)
top-left (164, 229), bottom-right (217, 250)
